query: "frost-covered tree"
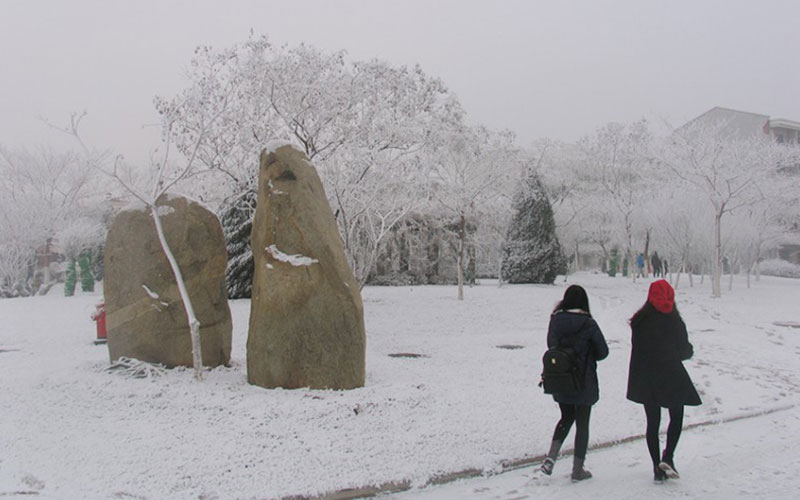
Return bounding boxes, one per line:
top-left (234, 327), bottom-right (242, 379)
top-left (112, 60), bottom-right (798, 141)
top-left (578, 120), bottom-right (653, 281)
top-left (159, 35), bottom-right (465, 286)
top-left (501, 169), bottom-right (566, 284)
top-left (429, 126), bottom-right (519, 298)
top-left (218, 188), bottom-right (256, 299)
top-left (656, 120), bottom-right (789, 297)
top-left (0, 146), bottom-right (99, 296)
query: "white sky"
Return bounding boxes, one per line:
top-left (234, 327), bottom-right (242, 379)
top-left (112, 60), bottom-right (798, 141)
top-left (2, 0), bottom-right (800, 166)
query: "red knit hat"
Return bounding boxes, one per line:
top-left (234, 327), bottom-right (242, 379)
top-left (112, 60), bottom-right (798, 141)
top-left (648, 279), bottom-right (674, 314)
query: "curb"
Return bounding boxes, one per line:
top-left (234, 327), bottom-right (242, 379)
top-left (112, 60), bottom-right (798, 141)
top-left (293, 404), bottom-right (795, 500)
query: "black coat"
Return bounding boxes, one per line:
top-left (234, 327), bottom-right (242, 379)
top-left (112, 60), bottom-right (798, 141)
top-left (547, 311), bottom-right (609, 406)
top-left (626, 309), bottom-right (702, 407)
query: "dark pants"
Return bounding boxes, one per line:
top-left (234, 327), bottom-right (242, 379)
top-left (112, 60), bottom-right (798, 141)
top-left (644, 404), bottom-right (684, 466)
top-left (552, 403), bottom-right (592, 460)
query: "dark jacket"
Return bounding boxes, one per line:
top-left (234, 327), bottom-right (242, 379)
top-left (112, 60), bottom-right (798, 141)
top-left (626, 308), bottom-right (702, 407)
top-left (547, 311), bottom-right (609, 406)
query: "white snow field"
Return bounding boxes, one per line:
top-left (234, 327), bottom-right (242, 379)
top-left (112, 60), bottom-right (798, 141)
top-left (1, 272), bottom-right (799, 499)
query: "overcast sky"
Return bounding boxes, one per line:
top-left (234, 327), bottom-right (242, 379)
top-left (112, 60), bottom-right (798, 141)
top-left (2, 0), bottom-right (800, 165)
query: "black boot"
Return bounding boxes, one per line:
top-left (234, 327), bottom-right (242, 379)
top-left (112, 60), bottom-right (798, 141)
top-left (653, 465), bottom-right (667, 483)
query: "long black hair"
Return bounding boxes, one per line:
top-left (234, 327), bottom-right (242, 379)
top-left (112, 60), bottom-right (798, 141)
top-left (629, 301), bottom-right (681, 327)
top-left (553, 284), bottom-right (591, 316)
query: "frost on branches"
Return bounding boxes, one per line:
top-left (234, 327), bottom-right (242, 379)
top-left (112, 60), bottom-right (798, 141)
top-left (501, 170), bottom-right (566, 284)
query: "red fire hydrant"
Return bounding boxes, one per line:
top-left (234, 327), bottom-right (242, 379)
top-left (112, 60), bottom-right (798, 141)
top-left (91, 301), bottom-right (107, 344)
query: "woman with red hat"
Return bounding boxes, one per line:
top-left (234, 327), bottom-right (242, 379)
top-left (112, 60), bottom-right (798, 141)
top-left (627, 279), bottom-right (701, 483)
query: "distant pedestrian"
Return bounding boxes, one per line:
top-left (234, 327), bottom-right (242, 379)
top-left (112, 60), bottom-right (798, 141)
top-left (663, 259), bottom-right (669, 277)
top-left (636, 253), bottom-right (645, 278)
top-left (651, 252), bottom-right (662, 277)
top-left (626, 280), bottom-right (701, 483)
top-left (540, 285), bottom-right (609, 482)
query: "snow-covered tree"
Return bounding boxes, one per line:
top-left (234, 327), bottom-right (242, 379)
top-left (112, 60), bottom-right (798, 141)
top-left (0, 146), bottom-right (99, 296)
top-left (577, 120), bottom-right (653, 281)
top-left (160, 35), bottom-right (464, 286)
top-left (656, 120), bottom-right (789, 297)
top-left (501, 168), bottom-right (566, 284)
top-left (429, 126), bottom-right (520, 298)
top-left (218, 188), bottom-right (256, 299)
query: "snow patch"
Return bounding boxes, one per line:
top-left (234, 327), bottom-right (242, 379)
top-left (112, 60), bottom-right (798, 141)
top-left (267, 179), bottom-right (287, 195)
top-left (155, 205), bottom-right (174, 216)
top-left (266, 245), bottom-right (318, 266)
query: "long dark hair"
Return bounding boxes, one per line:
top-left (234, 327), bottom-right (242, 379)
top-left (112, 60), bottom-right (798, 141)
top-left (629, 301), bottom-right (681, 327)
top-left (553, 284), bottom-right (591, 316)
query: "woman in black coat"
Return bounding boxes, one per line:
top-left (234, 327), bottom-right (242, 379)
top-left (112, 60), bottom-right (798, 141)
top-left (540, 285), bottom-right (609, 482)
top-left (627, 279), bottom-right (701, 483)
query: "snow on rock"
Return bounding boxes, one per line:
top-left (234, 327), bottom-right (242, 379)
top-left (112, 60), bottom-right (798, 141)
top-left (141, 284), bottom-right (159, 299)
top-left (266, 244), bottom-right (318, 266)
top-left (155, 205), bottom-right (175, 216)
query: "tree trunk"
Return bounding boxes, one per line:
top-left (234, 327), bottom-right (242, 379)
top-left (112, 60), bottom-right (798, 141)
top-left (151, 206), bottom-right (203, 380)
top-left (643, 230), bottom-right (651, 277)
top-left (497, 255), bottom-right (503, 288)
top-left (457, 214), bottom-right (465, 301)
top-left (675, 256), bottom-right (686, 289)
top-left (574, 241), bottom-right (580, 273)
top-left (712, 211), bottom-right (722, 298)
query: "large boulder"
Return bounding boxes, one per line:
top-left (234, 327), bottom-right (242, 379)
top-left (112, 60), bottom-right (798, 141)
top-left (104, 194), bottom-right (232, 368)
top-left (248, 143), bottom-right (366, 389)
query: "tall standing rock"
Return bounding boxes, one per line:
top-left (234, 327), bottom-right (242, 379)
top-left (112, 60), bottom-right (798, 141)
top-left (248, 143), bottom-right (366, 389)
top-left (104, 194), bottom-right (232, 368)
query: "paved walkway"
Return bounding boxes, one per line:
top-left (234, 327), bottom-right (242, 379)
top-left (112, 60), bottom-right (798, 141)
top-left (389, 405), bottom-right (800, 500)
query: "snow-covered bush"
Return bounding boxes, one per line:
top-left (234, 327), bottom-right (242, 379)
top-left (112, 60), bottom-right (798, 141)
top-left (501, 170), bottom-right (566, 284)
top-left (759, 259), bottom-right (800, 279)
top-left (219, 189), bottom-right (256, 299)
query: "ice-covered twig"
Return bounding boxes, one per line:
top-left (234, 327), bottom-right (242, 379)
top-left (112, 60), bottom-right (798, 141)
top-left (106, 357), bottom-right (166, 379)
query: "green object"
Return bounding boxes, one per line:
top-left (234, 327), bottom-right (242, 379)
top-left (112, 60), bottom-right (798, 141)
top-left (622, 256), bottom-right (629, 277)
top-left (608, 248), bottom-right (619, 277)
top-left (64, 259), bottom-right (77, 297)
top-left (79, 252), bottom-right (94, 292)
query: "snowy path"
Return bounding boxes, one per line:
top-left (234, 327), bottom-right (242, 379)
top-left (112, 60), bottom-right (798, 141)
top-left (393, 405), bottom-right (800, 499)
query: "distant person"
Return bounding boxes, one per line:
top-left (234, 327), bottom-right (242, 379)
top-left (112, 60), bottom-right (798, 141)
top-left (651, 252), bottom-right (662, 277)
top-left (627, 280), bottom-right (701, 483)
top-left (636, 253), bottom-right (645, 278)
top-left (663, 258), bottom-right (669, 277)
top-left (540, 285), bottom-right (609, 482)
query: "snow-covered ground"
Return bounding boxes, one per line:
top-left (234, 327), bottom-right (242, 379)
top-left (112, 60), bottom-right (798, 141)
top-left (1, 272), bottom-right (798, 499)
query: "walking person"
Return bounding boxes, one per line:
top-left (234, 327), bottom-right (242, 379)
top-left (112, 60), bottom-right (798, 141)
top-left (540, 285), bottom-right (609, 481)
top-left (651, 251), bottom-right (662, 277)
top-left (627, 280), bottom-right (701, 483)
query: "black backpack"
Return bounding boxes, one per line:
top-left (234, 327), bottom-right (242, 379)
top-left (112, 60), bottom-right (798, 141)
top-left (538, 346), bottom-right (585, 394)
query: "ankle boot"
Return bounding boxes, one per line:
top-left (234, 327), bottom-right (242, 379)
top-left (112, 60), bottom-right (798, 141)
top-left (571, 457), bottom-right (592, 482)
top-left (540, 439), bottom-right (562, 475)
top-left (658, 454), bottom-right (679, 479)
